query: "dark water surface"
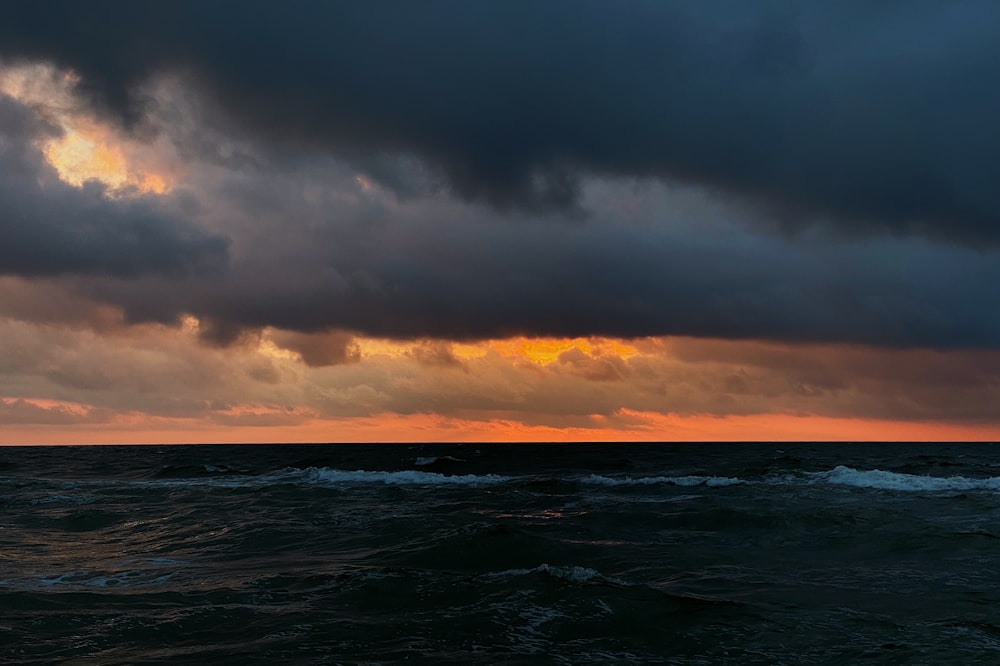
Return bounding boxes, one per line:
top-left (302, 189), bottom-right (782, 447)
top-left (3, 443), bottom-right (1000, 664)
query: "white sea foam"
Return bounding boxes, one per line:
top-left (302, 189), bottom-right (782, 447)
top-left (537, 564), bottom-right (609, 583)
top-left (297, 467), bottom-right (509, 486)
top-left (813, 465), bottom-right (1000, 492)
top-left (580, 474), bottom-right (745, 487)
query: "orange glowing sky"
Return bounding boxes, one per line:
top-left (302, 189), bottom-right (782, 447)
top-left (3, 405), bottom-right (1000, 445)
top-left (2, 327), bottom-right (1000, 444)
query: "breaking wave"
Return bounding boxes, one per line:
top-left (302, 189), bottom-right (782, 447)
top-left (810, 465), bottom-right (1000, 493)
top-left (292, 467), bottom-right (510, 486)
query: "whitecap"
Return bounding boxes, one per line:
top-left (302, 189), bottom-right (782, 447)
top-left (296, 467), bottom-right (509, 486)
top-left (536, 564), bottom-right (608, 583)
top-left (813, 465), bottom-right (1000, 492)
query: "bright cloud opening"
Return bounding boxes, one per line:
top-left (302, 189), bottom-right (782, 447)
top-left (1, 61), bottom-right (173, 195)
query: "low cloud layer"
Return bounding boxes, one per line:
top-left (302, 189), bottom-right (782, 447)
top-left (1, 317), bottom-right (999, 431)
top-left (78, 161), bottom-right (1000, 349)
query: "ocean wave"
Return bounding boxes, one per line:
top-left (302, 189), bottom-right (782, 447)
top-left (812, 465), bottom-right (1000, 492)
top-left (29, 467), bottom-right (512, 491)
top-left (294, 467), bottom-right (510, 486)
top-left (580, 474), bottom-right (745, 487)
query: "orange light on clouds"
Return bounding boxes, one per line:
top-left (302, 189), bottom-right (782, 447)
top-left (3, 406), bottom-right (999, 445)
top-left (351, 336), bottom-right (639, 365)
top-left (1, 397), bottom-right (94, 417)
top-left (1, 62), bottom-right (173, 195)
top-left (488, 337), bottom-right (638, 364)
top-left (142, 173), bottom-right (168, 193)
top-left (42, 125), bottom-right (172, 194)
top-left (44, 129), bottom-right (127, 187)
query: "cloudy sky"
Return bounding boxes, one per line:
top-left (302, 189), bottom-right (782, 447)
top-left (1, 1), bottom-right (999, 443)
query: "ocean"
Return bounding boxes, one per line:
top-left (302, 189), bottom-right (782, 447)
top-left (2, 442), bottom-right (1000, 664)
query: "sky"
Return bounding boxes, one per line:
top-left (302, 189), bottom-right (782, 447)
top-left (1, 1), bottom-right (1000, 443)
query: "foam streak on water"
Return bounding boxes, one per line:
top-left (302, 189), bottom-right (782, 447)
top-left (2, 442), bottom-right (1000, 664)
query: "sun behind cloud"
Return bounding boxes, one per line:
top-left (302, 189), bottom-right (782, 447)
top-left (487, 337), bottom-right (639, 365)
top-left (43, 121), bottom-right (172, 195)
top-left (0, 62), bottom-right (173, 195)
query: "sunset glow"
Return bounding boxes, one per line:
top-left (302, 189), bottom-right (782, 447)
top-left (2, 9), bottom-right (1000, 445)
top-left (1, 62), bottom-right (173, 195)
top-left (43, 123), bottom-right (172, 194)
top-left (3, 407), bottom-right (999, 446)
top-left (2, 317), bottom-right (998, 443)
top-left (487, 337), bottom-right (639, 365)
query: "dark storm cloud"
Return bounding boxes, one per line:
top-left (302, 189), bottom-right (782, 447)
top-left (0, 94), bottom-right (228, 278)
top-left (81, 183), bottom-right (1000, 349)
top-left (3, 1), bottom-right (1000, 239)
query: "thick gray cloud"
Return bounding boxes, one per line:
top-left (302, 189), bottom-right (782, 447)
top-left (0, 94), bottom-right (228, 278)
top-left (1, 1), bottom-right (999, 240)
top-left (3, 2), bottom-right (1000, 352)
top-left (74, 165), bottom-right (1000, 349)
